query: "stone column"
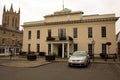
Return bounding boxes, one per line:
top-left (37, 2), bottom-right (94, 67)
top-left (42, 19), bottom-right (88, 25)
top-left (46, 43), bottom-right (48, 55)
top-left (62, 43), bottom-right (64, 58)
top-left (67, 43), bottom-right (70, 58)
top-left (51, 43), bottom-right (53, 54)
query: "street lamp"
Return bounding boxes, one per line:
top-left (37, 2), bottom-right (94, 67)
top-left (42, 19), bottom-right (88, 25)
top-left (92, 40), bottom-right (95, 61)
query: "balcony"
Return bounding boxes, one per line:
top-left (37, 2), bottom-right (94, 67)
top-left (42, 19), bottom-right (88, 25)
top-left (46, 36), bottom-right (73, 41)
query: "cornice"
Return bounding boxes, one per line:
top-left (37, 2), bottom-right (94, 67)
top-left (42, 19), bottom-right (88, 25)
top-left (0, 27), bottom-right (23, 34)
top-left (23, 17), bottom-right (119, 27)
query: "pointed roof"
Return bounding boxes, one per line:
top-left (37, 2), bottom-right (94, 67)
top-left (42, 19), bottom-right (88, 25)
top-left (18, 8), bottom-right (20, 14)
top-left (3, 5), bottom-right (6, 12)
top-left (10, 4), bottom-right (13, 12)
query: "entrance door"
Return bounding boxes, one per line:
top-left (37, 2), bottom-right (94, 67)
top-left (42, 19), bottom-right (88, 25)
top-left (58, 44), bottom-right (62, 57)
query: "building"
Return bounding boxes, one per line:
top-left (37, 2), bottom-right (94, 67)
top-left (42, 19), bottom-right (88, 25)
top-left (0, 4), bottom-right (23, 56)
top-left (116, 32), bottom-right (120, 60)
top-left (22, 8), bottom-right (119, 58)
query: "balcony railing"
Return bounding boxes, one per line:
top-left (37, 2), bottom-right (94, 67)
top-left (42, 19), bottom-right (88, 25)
top-left (46, 36), bottom-right (73, 41)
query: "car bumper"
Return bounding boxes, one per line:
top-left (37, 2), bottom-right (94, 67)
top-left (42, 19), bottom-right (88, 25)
top-left (68, 62), bottom-right (87, 67)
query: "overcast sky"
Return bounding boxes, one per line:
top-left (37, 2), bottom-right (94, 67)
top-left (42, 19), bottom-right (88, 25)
top-left (0, 0), bottom-right (120, 33)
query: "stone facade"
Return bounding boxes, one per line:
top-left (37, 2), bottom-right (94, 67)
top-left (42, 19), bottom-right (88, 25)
top-left (22, 8), bottom-right (119, 58)
top-left (0, 4), bottom-right (23, 56)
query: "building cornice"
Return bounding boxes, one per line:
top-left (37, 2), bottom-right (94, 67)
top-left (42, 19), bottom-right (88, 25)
top-left (23, 17), bottom-right (119, 27)
top-left (0, 26), bottom-right (23, 34)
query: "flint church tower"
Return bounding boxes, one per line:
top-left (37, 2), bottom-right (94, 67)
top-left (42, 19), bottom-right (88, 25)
top-left (0, 4), bottom-right (22, 56)
top-left (2, 4), bottom-right (20, 30)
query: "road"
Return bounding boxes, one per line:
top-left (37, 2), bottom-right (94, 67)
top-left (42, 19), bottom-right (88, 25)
top-left (0, 62), bottom-right (120, 80)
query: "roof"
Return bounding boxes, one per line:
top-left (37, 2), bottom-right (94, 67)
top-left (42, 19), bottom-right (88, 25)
top-left (44, 10), bottom-right (84, 18)
top-left (23, 17), bottom-right (119, 27)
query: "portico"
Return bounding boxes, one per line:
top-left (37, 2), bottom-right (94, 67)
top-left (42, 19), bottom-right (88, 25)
top-left (46, 36), bottom-right (73, 58)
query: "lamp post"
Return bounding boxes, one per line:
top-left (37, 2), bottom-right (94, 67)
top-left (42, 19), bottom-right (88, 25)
top-left (92, 40), bottom-right (95, 61)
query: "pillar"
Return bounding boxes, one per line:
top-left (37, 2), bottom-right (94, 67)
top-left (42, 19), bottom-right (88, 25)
top-left (67, 43), bottom-right (70, 58)
top-left (46, 43), bottom-right (48, 55)
top-left (51, 43), bottom-right (53, 54)
top-left (62, 43), bottom-right (64, 58)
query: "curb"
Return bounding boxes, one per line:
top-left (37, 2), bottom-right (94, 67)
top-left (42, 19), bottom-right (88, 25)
top-left (0, 62), bottom-right (51, 68)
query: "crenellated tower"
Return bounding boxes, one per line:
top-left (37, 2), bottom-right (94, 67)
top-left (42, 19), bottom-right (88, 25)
top-left (2, 4), bottom-right (20, 30)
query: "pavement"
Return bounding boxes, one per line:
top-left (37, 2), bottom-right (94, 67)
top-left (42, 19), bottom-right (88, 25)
top-left (0, 56), bottom-right (50, 68)
top-left (0, 56), bottom-right (120, 68)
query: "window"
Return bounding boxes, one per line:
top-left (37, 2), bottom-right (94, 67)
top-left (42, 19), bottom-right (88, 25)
top-left (37, 30), bottom-right (40, 39)
top-left (88, 44), bottom-right (92, 54)
top-left (102, 44), bottom-right (107, 53)
top-left (2, 38), bottom-right (5, 44)
top-left (73, 28), bottom-right (78, 38)
top-left (48, 29), bottom-right (51, 37)
top-left (58, 29), bottom-right (66, 37)
top-left (36, 44), bottom-right (40, 53)
top-left (28, 44), bottom-right (31, 52)
top-left (28, 31), bottom-right (31, 39)
top-left (74, 44), bottom-right (78, 51)
top-left (0, 48), bottom-right (5, 54)
top-left (101, 26), bottom-right (106, 37)
top-left (88, 27), bottom-right (92, 38)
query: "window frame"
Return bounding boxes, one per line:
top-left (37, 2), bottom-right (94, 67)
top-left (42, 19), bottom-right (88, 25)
top-left (88, 27), bottom-right (93, 38)
top-left (48, 29), bottom-right (51, 37)
top-left (28, 31), bottom-right (31, 39)
top-left (73, 28), bottom-right (78, 38)
top-left (36, 44), bottom-right (40, 53)
top-left (102, 44), bottom-right (107, 53)
top-left (88, 44), bottom-right (93, 54)
top-left (37, 30), bottom-right (40, 39)
top-left (101, 26), bottom-right (106, 38)
top-left (58, 29), bottom-right (66, 37)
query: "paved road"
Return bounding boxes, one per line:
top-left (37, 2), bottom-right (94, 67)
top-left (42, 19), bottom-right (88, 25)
top-left (0, 62), bottom-right (120, 80)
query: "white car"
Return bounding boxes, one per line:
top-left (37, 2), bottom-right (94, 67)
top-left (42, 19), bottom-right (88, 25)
top-left (68, 51), bottom-right (90, 67)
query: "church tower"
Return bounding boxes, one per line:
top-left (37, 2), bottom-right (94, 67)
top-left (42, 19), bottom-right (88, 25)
top-left (2, 4), bottom-right (20, 30)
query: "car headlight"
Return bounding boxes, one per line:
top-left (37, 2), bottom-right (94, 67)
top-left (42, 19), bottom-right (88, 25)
top-left (68, 59), bottom-right (72, 62)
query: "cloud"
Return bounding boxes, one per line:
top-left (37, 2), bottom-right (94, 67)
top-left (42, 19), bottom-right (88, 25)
top-left (0, 0), bottom-right (120, 33)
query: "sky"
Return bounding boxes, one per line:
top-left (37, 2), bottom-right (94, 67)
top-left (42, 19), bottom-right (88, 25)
top-left (0, 0), bottom-right (120, 33)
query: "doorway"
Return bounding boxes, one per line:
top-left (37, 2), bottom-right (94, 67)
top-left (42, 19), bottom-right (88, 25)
top-left (58, 44), bottom-right (62, 57)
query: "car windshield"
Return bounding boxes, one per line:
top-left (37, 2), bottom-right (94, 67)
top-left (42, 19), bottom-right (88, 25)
top-left (72, 51), bottom-right (87, 56)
